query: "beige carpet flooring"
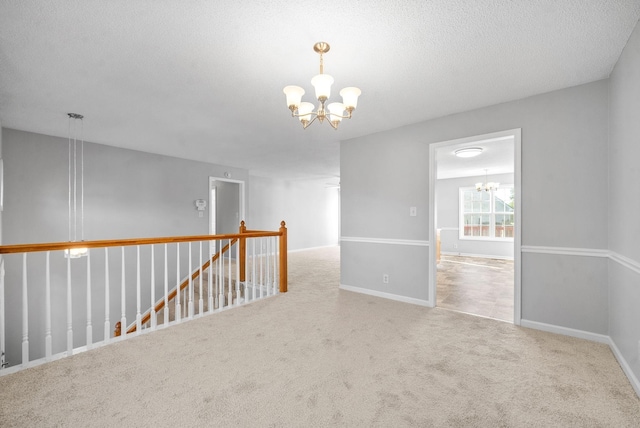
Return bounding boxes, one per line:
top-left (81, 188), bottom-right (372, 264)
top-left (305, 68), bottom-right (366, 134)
top-left (437, 255), bottom-right (514, 322)
top-left (1, 246), bottom-right (639, 427)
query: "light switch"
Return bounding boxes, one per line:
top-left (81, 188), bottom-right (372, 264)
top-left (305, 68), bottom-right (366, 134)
top-left (410, 207), bottom-right (417, 216)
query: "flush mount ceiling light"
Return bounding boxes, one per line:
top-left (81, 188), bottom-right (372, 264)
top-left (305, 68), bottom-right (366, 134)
top-left (454, 147), bottom-right (483, 158)
top-left (283, 42), bottom-right (361, 130)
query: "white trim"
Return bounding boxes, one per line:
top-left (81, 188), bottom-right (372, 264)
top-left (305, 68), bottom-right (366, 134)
top-left (208, 176), bottom-right (246, 234)
top-left (340, 237), bottom-right (429, 247)
top-left (430, 128), bottom-right (522, 326)
top-left (289, 244), bottom-right (340, 253)
top-left (608, 337), bottom-right (640, 397)
top-left (609, 251), bottom-right (640, 275)
top-left (521, 245), bottom-right (609, 258)
top-left (440, 251), bottom-right (514, 261)
top-left (519, 246), bottom-right (640, 275)
top-left (339, 284), bottom-right (433, 307)
top-left (520, 319), bottom-right (610, 344)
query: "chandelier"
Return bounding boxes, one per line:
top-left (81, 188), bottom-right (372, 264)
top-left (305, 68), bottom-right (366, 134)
top-left (283, 42), bottom-right (361, 130)
top-left (476, 169), bottom-right (499, 192)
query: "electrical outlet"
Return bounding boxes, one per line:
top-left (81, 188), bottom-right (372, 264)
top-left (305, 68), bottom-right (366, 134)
top-left (382, 274), bottom-right (389, 284)
top-left (409, 207), bottom-right (417, 216)
top-left (453, 244), bottom-right (458, 249)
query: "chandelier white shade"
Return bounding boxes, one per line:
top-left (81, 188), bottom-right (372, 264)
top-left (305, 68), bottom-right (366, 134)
top-left (283, 42), bottom-right (361, 130)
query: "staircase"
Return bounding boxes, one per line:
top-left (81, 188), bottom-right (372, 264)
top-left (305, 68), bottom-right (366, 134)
top-left (0, 221), bottom-right (287, 374)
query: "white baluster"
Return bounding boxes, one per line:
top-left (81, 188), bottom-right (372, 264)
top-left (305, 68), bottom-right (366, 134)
top-left (228, 240), bottom-right (233, 306)
top-left (251, 239), bottom-right (256, 301)
top-left (66, 252), bottom-right (73, 356)
top-left (45, 252), bottom-right (52, 360)
top-left (217, 242), bottom-right (223, 309)
top-left (188, 243), bottom-right (193, 319)
top-left (259, 238), bottom-right (264, 299)
top-left (235, 238), bottom-right (241, 304)
top-left (273, 236), bottom-right (278, 295)
top-left (104, 248), bottom-right (110, 343)
top-left (207, 242), bottom-right (213, 313)
top-left (22, 253), bottom-right (30, 365)
top-left (150, 245), bottom-right (156, 330)
top-left (120, 247), bottom-right (126, 338)
top-left (136, 246), bottom-right (141, 334)
top-left (0, 256), bottom-right (5, 369)
top-left (199, 242), bottom-right (203, 315)
top-left (86, 251), bottom-right (92, 348)
top-left (164, 244), bottom-right (169, 326)
top-left (266, 238), bottom-right (271, 296)
top-left (175, 243), bottom-right (181, 322)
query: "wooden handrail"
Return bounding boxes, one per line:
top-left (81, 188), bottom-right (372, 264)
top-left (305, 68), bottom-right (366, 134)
top-left (124, 238), bottom-right (237, 335)
top-left (1, 220), bottom-right (288, 341)
top-left (0, 231), bottom-right (281, 254)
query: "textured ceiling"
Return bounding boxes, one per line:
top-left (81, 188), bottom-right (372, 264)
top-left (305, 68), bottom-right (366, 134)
top-left (1, 1), bottom-right (639, 180)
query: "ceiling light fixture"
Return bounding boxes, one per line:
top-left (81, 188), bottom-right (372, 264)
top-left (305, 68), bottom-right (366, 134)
top-left (283, 42), bottom-right (361, 130)
top-left (454, 147), bottom-right (483, 158)
top-left (65, 113), bottom-right (88, 259)
top-left (476, 169), bottom-right (499, 192)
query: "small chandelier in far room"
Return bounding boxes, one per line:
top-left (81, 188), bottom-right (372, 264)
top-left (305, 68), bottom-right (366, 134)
top-left (476, 169), bottom-right (499, 192)
top-left (64, 113), bottom-right (88, 259)
top-left (283, 42), bottom-right (361, 130)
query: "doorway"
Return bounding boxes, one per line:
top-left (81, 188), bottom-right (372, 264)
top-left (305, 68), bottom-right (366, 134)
top-left (428, 129), bottom-right (521, 325)
top-left (209, 176), bottom-right (245, 254)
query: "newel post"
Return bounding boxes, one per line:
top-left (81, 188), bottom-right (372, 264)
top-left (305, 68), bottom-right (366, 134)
top-left (279, 221), bottom-right (288, 293)
top-left (239, 221), bottom-right (246, 283)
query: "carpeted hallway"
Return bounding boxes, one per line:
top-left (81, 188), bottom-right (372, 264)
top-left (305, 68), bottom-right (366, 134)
top-left (1, 246), bottom-right (639, 427)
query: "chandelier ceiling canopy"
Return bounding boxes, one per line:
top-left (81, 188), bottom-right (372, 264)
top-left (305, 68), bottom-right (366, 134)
top-left (283, 42), bottom-right (361, 130)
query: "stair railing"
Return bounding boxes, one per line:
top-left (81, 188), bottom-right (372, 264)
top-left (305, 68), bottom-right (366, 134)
top-left (0, 221), bottom-right (287, 375)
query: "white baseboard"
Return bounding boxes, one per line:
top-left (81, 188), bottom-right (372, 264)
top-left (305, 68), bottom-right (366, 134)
top-left (607, 337), bottom-right (640, 397)
top-left (339, 283), bottom-right (433, 307)
top-left (441, 251), bottom-right (514, 260)
top-left (520, 319), bottom-right (640, 396)
top-left (520, 319), bottom-right (610, 344)
top-left (289, 244), bottom-right (339, 253)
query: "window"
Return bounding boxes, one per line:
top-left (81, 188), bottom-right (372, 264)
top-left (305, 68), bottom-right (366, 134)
top-left (460, 186), bottom-right (514, 240)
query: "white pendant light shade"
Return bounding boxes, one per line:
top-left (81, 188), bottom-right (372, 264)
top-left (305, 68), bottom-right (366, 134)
top-left (340, 87), bottom-right (361, 110)
top-left (297, 102), bottom-right (314, 122)
top-left (311, 74), bottom-right (334, 100)
top-left (327, 102), bottom-right (345, 123)
top-left (283, 85), bottom-right (305, 110)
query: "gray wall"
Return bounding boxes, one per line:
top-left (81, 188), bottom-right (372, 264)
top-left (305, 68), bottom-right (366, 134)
top-left (608, 19), bottom-right (640, 384)
top-left (248, 175), bottom-right (340, 251)
top-left (341, 79), bottom-right (609, 333)
top-left (437, 172), bottom-right (514, 259)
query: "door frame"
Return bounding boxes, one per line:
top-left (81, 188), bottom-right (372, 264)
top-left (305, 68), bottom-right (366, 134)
top-left (428, 128), bottom-right (522, 325)
top-left (208, 176), bottom-right (246, 236)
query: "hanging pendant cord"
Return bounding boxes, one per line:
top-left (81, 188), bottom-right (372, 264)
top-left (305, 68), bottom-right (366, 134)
top-left (73, 119), bottom-right (78, 243)
top-left (80, 118), bottom-right (84, 242)
top-left (68, 117), bottom-right (72, 242)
